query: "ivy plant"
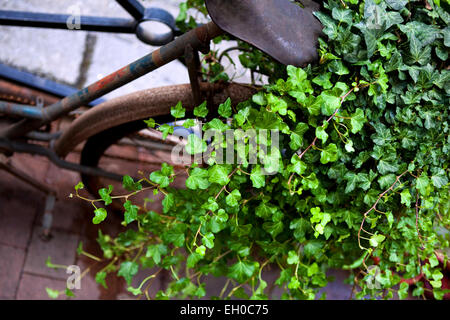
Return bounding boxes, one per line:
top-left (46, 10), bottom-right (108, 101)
top-left (50, 0), bottom-right (449, 300)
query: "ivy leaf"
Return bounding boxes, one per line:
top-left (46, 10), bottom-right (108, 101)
top-left (185, 134), bottom-right (207, 155)
top-left (370, 234), bottom-right (386, 247)
top-left (263, 221), bottom-right (284, 238)
top-left (302, 172), bottom-right (319, 190)
top-left (74, 182), bottom-right (84, 191)
top-left (162, 193), bottom-right (174, 213)
top-left (146, 244), bottom-right (168, 264)
top-left (287, 250), bottom-right (300, 265)
top-left (287, 65), bottom-right (308, 85)
top-left (187, 253), bottom-right (202, 268)
top-left (162, 224), bottom-right (186, 247)
top-left (123, 200), bottom-right (139, 224)
top-left (193, 101), bottom-right (208, 118)
top-left (202, 232), bottom-right (215, 249)
top-left (98, 185), bottom-right (113, 206)
top-left (267, 94), bottom-right (288, 116)
top-left (93, 208), bottom-right (107, 224)
top-left (416, 173), bottom-right (430, 196)
top-left (170, 101), bottom-right (185, 118)
top-left (398, 282), bottom-right (409, 300)
top-left (332, 7), bottom-right (353, 25)
top-left (250, 165), bottom-right (265, 188)
top-left (208, 165), bottom-right (230, 186)
top-left (431, 169), bottom-right (448, 188)
top-left (312, 72), bottom-right (333, 89)
top-left (316, 126), bottom-right (329, 144)
top-left (158, 124), bottom-right (174, 139)
top-left (225, 189), bottom-right (241, 207)
top-left (204, 118), bottom-right (229, 132)
top-left (144, 118), bottom-right (156, 128)
top-left (218, 98), bottom-right (232, 118)
top-left (289, 154), bottom-right (307, 175)
top-left (314, 11), bottom-right (338, 39)
top-left (228, 260), bottom-right (257, 283)
top-left (319, 91), bottom-right (341, 116)
top-left (183, 119), bottom-right (195, 129)
top-left (186, 167), bottom-right (210, 190)
top-left (118, 261), bottom-right (139, 285)
top-left (46, 288), bottom-right (60, 299)
top-left (255, 202), bottom-right (277, 220)
top-left (400, 189), bottom-right (412, 206)
top-left (304, 240), bottom-right (324, 258)
top-left (320, 143), bottom-right (338, 164)
top-left (123, 175), bottom-right (142, 192)
top-left (95, 271), bottom-right (108, 289)
top-left (377, 159), bottom-right (399, 175)
top-left (350, 108), bottom-right (366, 134)
top-left (150, 171), bottom-right (170, 188)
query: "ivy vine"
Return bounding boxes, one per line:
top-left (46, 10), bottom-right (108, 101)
top-left (50, 0), bottom-right (449, 300)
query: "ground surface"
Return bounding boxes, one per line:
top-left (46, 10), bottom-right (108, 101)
top-left (0, 0), bottom-right (353, 300)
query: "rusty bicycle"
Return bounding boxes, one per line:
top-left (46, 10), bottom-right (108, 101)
top-left (0, 0), bottom-right (323, 235)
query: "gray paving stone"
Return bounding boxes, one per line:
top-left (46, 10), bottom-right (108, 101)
top-left (0, 244), bottom-right (26, 299)
top-left (0, 194), bottom-right (38, 249)
top-left (23, 227), bottom-right (79, 280)
top-left (16, 273), bottom-right (67, 300)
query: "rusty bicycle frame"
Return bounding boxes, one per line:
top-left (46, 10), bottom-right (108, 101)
top-left (0, 0), bottom-right (323, 236)
top-left (0, 3), bottom-right (222, 179)
top-left (0, 1), bottom-right (225, 237)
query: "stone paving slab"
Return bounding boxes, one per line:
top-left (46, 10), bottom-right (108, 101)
top-left (16, 273), bottom-right (67, 300)
top-left (0, 244), bottom-right (26, 299)
top-left (23, 228), bottom-right (79, 280)
top-left (0, 184), bottom-right (39, 249)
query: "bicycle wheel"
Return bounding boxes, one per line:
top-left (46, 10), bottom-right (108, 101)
top-left (55, 83), bottom-right (256, 210)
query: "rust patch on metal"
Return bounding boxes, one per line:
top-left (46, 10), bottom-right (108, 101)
top-left (152, 49), bottom-right (164, 67)
top-left (90, 65), bottom-right (129, 92)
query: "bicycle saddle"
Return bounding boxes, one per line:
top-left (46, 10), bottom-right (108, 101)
top-left (205, 0), bottom-right (323, 67)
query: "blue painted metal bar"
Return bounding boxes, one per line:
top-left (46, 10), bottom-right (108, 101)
top-left (0, 100), bottom-right (43, 119)
top-left (0, 63), bottom-right (105, 107)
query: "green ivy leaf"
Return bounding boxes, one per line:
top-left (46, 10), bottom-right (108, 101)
top-left (158, 124), bottom-right (174, 139)
top-left (202, 232), bottom-right (215, 249)
top-left (228, 260), bottom-right (258, 283)
top-left (218, 98), bottom-right (232, 118)
top-left (74, 182), bottom-right (84, 191)
top-left (225, 189), bottom-right (241, 207)
top-left (316, 126), bottom-right (329, 144)
top-left (400, 189), bottom-right (412, 206)
top-left (185, 134), bottom-right (207, 155)
top-left (186, 167), bottom-right (210, 190)
top-left (249, 165), bottom-right (266, 189)
top-left (193, 101), bottom-right (208, 118)
top-left (123, 175), bottom-right (142, 192)
top-left (350, 108), bottom-right (366, 134)
top-left (93, 208), bottom-right (107, 224)
top-left (320, 143), bottom-right (338, 164)
top-left (98, 185), bottom-right (113, 206)
top-left (118, 261), bottom-right (139, 285)
top-left (95, 271), bottom-right (108, 289)
top-left (170, 101), bottom-right (185, 118)
top-left (370, 234), bottom-right (386, 247)
top-left (46, 288), bottom-right (60, 299)
top-left (146, 244), bottom-right (168, 264)
top-left (208, 165), bottom-right (230, 186)
top-left (123, 200), bottom-right (139, 224)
